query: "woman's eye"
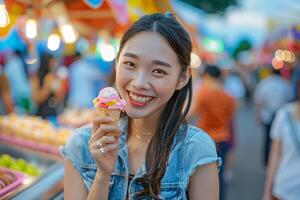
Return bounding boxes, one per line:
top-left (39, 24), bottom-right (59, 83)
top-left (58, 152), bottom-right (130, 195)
top-left (124, 61), bottom-right (135, 67)
top-left (153, 69), bottom-right (167, 75)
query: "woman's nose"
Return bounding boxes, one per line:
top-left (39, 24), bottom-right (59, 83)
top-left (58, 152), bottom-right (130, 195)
top-left (131, 71), bottom-right (150, 90)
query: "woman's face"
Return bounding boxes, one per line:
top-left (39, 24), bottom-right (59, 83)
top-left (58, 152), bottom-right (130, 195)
top-left (116, 31), bottom-right (185, 120)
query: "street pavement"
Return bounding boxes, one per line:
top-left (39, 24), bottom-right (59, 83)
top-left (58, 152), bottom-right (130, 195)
top-left (227, 101), bottom-right (266, 200)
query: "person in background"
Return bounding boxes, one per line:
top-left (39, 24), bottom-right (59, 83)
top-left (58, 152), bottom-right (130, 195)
top-left (63, 13), bottom-right (220, 200)
top-left (190, 64), bottom-right (236, 200)
top-left (263, 78), bottom-right (300, 200)
top-left (30, 53), bottom-right (66, 119)
top-left (254, 67), bottom-right (293, 166)
top-left (0, 65), bottom-right (14, 114)
top-left (68, 52), bottom-right (108, 108)
top-left (3, 50), bottom-right (31, 113)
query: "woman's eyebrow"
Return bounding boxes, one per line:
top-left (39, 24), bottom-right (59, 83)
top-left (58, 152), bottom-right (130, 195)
top-left (123, 52), bottom-right (172, 68)
top-left (123, 52), bottom-right (139, 59)
top-left (152, 60), bottom-right (172, 68)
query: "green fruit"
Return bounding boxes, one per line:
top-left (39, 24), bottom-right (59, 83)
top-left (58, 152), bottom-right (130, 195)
top-left (0, 159), bottom-right (5, 166)
top-left (10, 163), bottom-right (23, 172)
top-left (0, 154), bottom-right (14, 167)
top-left (25, 164), bottom-right (39, 176)
top-left (16, 159), bottom-right (27, 171)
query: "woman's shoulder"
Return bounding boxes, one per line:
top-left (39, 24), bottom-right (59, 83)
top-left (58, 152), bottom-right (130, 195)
top-left (61, 124), bottom-right (92, 156)
top-left (60, 124), bottom-right (94, 167)
top-left (176, 124), bottom-right (221, 181)
top-left (182, 124), bottom-right (216, 146)
top-left (175, 124), bottom-right (218, 157)
top-left (68, 124), bottom-right (92, 143)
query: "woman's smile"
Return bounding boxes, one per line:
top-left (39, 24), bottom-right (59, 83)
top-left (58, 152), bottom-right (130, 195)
top-left (127, 90), bottom-right (155, 107)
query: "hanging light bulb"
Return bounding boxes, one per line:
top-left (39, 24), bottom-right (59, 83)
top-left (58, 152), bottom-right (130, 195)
top-left (0, 2), bottom-right (10, 27)
top-left (59, 23), bottom-right (77, 43)
top-left (47, 33), bottom-right (61, 51)
top-left (25, 19), bottom-right (37, 39)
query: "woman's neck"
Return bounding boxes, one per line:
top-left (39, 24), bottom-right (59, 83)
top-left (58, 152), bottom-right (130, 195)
top-left (130, 118), bottom-right (156, 143)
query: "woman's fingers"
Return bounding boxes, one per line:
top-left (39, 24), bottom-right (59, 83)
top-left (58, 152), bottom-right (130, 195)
top-left (100, 143), bottom-right (119, 153)
top-left (90, 143), bottom-right (119, 160)
top-left (92, 116), bottom-right (113, 133)
top-left (91, 135), bottom-right (116, 148)
top-left (90, 124), bottom-right (120, 144)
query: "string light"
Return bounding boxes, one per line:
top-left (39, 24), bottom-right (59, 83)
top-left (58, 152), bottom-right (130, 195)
top-left (47, 33), bottom-right (60, 51)
top-left (25, 19), bottom-right (37, 39)
top-left (59, 23), bottom-right (77, 44)
top-left (0, 1), bottom-right (10, 27)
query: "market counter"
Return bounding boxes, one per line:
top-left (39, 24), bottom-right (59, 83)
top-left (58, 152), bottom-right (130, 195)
top-left (0, 142), bottom-right (64, 200)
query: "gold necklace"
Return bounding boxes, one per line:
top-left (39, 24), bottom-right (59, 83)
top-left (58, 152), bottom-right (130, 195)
top-left (135, 132), bottom-right (152, 143)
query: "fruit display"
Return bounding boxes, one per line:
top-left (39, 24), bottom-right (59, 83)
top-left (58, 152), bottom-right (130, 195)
top-left (0, 114), bottom-right (73, 147)
top-left (0, 154), bottom-right (41, 177)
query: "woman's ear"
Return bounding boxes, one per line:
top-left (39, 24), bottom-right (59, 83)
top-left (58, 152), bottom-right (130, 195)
top-left (176, 68), bottom-right (191, 90)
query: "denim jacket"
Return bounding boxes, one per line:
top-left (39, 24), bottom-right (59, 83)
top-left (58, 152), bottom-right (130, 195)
top-left (61, 118), bottom-right (221, 200)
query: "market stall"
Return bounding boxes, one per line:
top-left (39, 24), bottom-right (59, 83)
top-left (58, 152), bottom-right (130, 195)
top-left (0, 114), bottom-right (73, 199)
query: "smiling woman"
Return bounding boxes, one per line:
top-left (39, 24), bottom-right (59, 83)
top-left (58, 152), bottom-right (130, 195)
top-left (62, 13), bottom-right (220, 200)
top-left (116, 31), bottom-right (183, 119)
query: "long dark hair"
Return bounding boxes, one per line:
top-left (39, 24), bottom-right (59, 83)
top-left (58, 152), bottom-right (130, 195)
top-left (37, 53), bottom-right (54, 86)
top-left (117, 13), bottom-right (192, 198)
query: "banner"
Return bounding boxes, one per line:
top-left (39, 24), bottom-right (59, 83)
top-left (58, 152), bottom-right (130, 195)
top-left (105, 0), bottom-right (129, 25)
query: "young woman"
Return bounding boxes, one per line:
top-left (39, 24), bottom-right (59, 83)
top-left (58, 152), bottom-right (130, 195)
top-left (263, 78), bottom-right (300, 200)
top-left (62, 13), bottom-right (220, 200)
top-left (31, 53), bottom-right (66, 118)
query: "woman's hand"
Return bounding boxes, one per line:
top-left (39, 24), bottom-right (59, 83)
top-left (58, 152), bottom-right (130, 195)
top-left (89, 116), bottom-right (121, 176)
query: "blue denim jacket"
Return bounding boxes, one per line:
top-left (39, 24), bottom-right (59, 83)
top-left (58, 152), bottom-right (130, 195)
top-left (61, 118), bottom-right (221, 199)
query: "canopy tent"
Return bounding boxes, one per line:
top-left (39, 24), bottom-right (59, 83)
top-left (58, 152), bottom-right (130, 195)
top-left (1, 0), bottom-right (129, 38)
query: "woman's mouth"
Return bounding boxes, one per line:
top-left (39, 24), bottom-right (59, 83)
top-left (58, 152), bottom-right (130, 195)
top-left (128, 91), bottom-right (155, 107)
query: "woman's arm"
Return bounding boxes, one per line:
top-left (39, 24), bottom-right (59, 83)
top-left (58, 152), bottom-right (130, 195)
top-left (0, 75), bottom-right (14, 113)
top-left (30, 76), bottom-right (51, 105)
top-left (263, 139), bottom-right (282, 200)
top-left (64, 160), bottom-right (88, 200)
top-left (87, 170), bottom-right (111, 200)
top-left (2, 90), bottom-right (14, 113)
top-left (64, 155), bottom-right (113, 200)
top-left (189, 162), bottom-right (219, 200)
top-left (53, 78), bottom-right (67, 102)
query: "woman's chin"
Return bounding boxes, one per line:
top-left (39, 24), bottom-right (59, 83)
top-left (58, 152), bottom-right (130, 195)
top-left (125, 111), bottom-right (146, 119)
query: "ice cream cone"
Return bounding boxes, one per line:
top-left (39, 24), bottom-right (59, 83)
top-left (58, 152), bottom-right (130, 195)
top-left (96, 107), bottom-right (121, 126)
top-left (93, 87), bottom-right (126, 137)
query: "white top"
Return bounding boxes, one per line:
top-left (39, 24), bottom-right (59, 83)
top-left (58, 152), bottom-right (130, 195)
top-left (254, 75), bottom-right (293, 124)
top-left (270, 103), bottom-right (300, 200)
top-left (224, 74), bottom-right (245, 100)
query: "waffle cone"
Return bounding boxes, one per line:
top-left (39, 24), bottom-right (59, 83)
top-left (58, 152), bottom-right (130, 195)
top-left (96, 107), bottom-right (121, 126)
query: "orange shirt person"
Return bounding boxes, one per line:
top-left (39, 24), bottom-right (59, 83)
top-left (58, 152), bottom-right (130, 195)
top-left (192, 65), bottom-right (236, 143)
top-left (190, 64), bottom-right (235, 200)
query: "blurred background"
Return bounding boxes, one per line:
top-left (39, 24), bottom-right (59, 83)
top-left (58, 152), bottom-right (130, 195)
top-left (0, 0), bottom-right (299, 199)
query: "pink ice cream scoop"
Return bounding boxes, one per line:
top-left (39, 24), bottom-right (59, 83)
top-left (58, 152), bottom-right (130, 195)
top-left (93, 87), bottom-right (126, 110)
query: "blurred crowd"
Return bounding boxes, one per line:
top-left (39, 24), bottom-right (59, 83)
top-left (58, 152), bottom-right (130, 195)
top-left (0, 50), bottom-right (112, 120)
top-left (187, 53), bottom-right (300, 200)
top-left (0, 43), bottom-right (299, 200)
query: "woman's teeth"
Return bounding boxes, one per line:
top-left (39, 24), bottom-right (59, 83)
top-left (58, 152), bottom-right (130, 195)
top-left (129, 93), bottom-right (153, 103)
